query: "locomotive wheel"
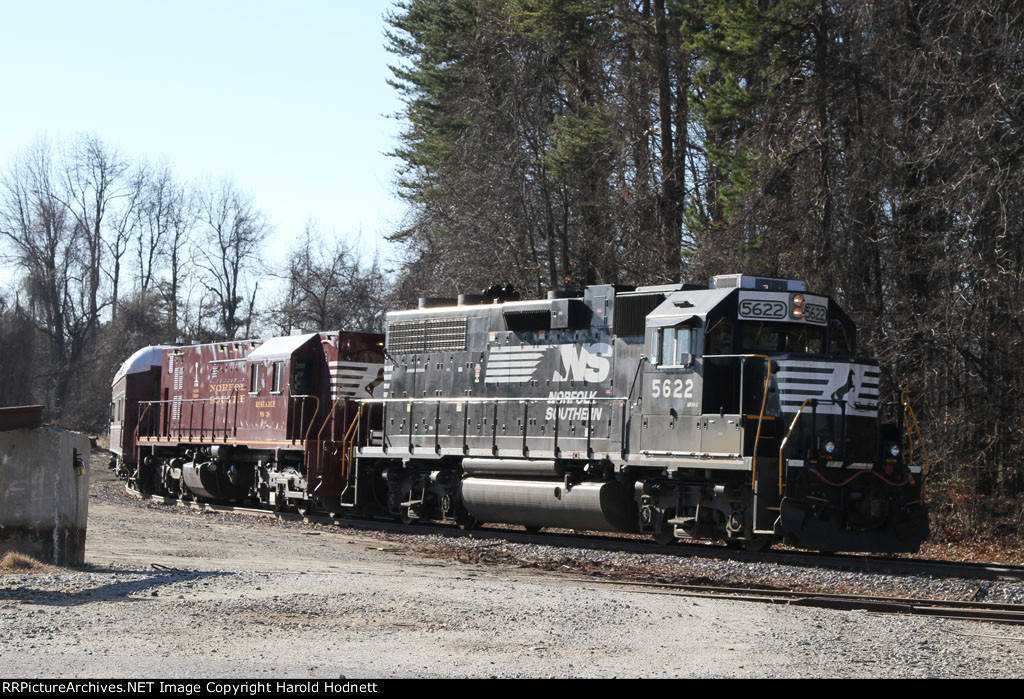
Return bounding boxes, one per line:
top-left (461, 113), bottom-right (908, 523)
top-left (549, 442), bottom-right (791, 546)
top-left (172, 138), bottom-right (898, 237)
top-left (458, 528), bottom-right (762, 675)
top-left (524, 525), bottom-right (543, 534)
top-left (652, 528), bottom-right (676, 545)
top-left (295, 499), bottom-right (313, 516)
top-left (652, 509), bottom-right (677, 545)
top-left (744, 535), bottom-right (773, 552)
top-left (455, 511), bottom-right (479, 530)
top-left (325, 497), bottom-right (345, 520)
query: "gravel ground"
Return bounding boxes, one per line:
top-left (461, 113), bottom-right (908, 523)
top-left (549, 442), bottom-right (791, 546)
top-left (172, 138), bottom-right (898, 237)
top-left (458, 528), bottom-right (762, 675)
top-left (1, 455), bottom-right (1023, 678)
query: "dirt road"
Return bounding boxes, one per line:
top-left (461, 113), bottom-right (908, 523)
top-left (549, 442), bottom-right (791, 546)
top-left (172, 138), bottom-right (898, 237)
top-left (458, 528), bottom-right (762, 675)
top-left (1, 461), bottom-right (1021, 678)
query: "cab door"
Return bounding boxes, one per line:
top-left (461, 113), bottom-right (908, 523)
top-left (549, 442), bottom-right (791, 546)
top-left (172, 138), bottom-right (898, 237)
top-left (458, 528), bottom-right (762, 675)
top-left (640, 324), bottom-right (701, 455)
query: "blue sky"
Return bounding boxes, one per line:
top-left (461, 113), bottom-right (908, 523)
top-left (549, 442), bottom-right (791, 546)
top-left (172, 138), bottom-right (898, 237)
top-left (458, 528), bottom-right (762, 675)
top-left (0, 0), bottom-right (406, 267)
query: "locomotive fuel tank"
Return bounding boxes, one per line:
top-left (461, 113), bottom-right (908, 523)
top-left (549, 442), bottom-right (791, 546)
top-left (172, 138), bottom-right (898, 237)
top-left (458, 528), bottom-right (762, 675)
top-left (460, 478), bottom-right (637, 532)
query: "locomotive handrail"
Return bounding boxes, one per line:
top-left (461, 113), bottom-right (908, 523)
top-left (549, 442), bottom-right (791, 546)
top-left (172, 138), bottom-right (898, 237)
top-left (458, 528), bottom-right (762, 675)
top-left (353, 396), bottom-right (628, 404)
top-left (138, 396), bottom-right (238, 441)
top-left (136, 393), bottom-right (319, 445)
top-left (354, 395), bottom-right (625, 458)
top-left (289, 394), bottom-right (320, 445)
top-left (315, 392), bottom-right (351, 479)
top-left (778, 398), bottom-right (816, 497)
top-left (340, 402), bottom-right (366, 480)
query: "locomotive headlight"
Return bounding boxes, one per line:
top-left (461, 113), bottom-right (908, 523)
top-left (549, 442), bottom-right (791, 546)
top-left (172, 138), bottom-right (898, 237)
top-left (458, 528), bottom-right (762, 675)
top-left (889, 444), bottom-right (901, 457)
top-left (791, 293), bottom-right (806, 320)
top-left (824, 441), bottom-right (836, 455)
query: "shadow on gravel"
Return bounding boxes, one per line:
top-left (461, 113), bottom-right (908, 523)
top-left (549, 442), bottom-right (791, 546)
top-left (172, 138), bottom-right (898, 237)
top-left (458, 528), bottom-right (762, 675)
top-left (1, 567), bottom-right (231, 607)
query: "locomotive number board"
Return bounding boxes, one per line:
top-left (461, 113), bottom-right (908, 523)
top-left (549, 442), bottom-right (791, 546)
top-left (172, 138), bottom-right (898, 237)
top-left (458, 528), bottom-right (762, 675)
top-left (737, 291), bottom-right (828, 326)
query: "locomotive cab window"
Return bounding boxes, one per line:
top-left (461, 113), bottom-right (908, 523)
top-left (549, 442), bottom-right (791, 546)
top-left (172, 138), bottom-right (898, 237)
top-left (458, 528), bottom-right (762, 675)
top-left (249, 364), bottom-right (261, 394)
top-left (271, 361), bottom-right (284, 394)
top-left (655, 325), bottom-right (696, 367)
top-left (292, 359), bottom-right (312, 393)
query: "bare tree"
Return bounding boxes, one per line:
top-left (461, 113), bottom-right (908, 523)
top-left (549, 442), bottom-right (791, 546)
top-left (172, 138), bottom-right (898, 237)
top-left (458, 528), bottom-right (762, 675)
top-left (0, 140), bottom-right (97, 414)
top-left (274, 222), bottom-right (389, 334)
top-left (103, 162), bottom-right (148, 322)
top-left (58, 134), bottom-right (131, 322)
top-left (193, 179), bottom-right (268, 339)
top-left (127, 163), bottom-right (199, 335)
top-left (0, 293), bottom-right (37, 407)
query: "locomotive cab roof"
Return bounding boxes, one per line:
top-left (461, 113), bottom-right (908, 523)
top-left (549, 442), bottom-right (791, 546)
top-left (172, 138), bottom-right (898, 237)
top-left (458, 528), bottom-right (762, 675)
top-left (646, 287), bottom-right (733, 327)
top-left (246, 332), bottom-right (319, 361)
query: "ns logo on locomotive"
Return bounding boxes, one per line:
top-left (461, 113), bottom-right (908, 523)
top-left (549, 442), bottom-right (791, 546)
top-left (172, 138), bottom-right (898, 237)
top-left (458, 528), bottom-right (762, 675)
top-left (109, 274), bottom-right (928, 553)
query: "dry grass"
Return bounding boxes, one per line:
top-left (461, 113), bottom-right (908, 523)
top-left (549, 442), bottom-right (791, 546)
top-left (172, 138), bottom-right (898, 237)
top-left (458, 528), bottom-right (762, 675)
top-left (0, 551), bottom-right (62, 574)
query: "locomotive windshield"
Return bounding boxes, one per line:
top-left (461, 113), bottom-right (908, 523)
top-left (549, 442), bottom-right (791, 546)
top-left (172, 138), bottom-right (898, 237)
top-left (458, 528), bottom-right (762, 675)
top-left (739, 321), bottom-right (824, 354)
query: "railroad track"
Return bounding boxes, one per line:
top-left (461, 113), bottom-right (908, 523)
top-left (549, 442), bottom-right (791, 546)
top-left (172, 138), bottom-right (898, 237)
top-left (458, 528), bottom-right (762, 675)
top-left (124, 486), bottom-right (1024, 585)
top-left (579, 579), bottom-right (1024, 626)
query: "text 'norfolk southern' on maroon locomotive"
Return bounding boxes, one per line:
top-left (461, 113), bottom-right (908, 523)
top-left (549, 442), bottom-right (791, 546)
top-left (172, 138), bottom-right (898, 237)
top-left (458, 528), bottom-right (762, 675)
top-left (110, 275), bottom-right (929, 552)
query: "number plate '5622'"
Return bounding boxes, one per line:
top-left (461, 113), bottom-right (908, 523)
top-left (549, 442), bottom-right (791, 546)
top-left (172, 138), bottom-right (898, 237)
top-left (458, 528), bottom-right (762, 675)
top-left (738, 300), bottom-right (787, 319)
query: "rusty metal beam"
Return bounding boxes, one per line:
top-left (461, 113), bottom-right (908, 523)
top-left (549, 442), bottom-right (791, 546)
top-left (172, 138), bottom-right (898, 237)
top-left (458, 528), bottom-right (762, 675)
top-left (0, 405), bottom-right (44, 431)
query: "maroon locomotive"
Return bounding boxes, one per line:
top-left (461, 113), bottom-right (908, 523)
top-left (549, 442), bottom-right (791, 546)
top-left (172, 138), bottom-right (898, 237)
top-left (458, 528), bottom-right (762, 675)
top-left (109, 331), bottom-right (383, 514)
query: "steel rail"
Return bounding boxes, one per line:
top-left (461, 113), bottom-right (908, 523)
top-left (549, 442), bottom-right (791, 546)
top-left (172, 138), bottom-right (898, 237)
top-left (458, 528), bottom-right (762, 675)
top-left (572, 578), bottom-right (1024, 626)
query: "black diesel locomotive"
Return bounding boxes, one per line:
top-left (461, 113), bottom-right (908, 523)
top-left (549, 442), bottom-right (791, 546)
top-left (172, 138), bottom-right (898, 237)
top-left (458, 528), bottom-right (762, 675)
top-left (349, 274), bottom-right (927, 552)
top-left (113, 274), bottom-right (929, 552)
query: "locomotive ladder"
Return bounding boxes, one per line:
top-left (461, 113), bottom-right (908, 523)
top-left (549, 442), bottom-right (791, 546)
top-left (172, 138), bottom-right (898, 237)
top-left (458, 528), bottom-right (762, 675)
top-left (325, 401), bottom-right (367, 509)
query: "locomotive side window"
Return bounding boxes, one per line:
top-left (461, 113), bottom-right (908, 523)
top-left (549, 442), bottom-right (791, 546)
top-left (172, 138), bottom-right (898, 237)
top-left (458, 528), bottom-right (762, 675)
top-left (271, 361), bottom-right (284, 394)
top-left (292, 359), bottom-right (312, 393)
top-left (657, 325), bottom-right (696, 366)
top-left (249, 364), bottom-right (261, 394)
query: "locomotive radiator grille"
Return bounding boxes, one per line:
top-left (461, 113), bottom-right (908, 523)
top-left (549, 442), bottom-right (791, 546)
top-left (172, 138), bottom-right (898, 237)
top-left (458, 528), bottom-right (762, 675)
top-left (387, 318), bottom-right (467, 353)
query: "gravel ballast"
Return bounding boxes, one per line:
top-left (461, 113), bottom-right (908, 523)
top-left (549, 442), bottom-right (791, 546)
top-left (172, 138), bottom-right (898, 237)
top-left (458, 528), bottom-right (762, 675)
top-left (1, 463), bottom-right (1023, 678)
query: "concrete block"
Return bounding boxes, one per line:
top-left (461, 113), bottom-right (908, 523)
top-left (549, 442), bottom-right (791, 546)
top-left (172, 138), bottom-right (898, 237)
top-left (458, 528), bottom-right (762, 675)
top-left (0, 427), bottom-right (90, 565)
